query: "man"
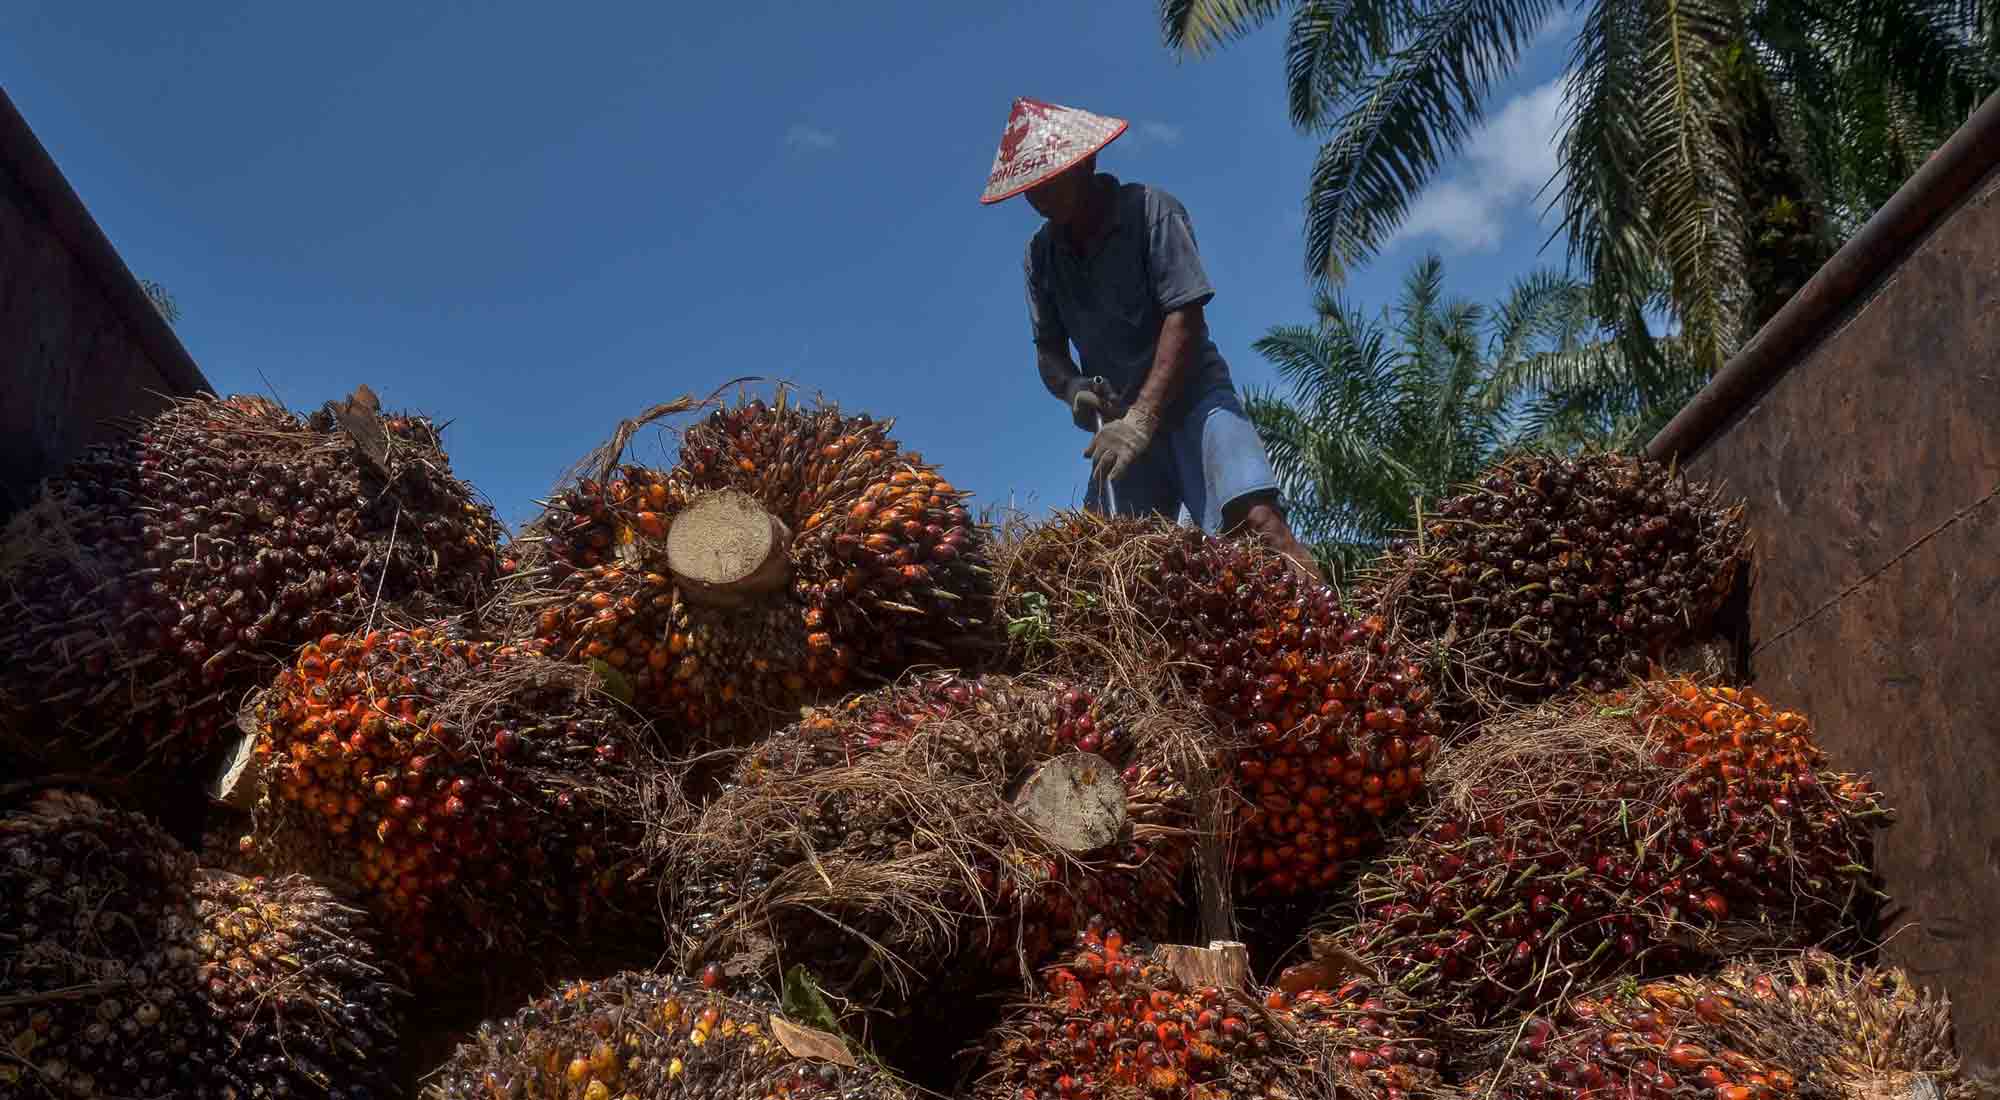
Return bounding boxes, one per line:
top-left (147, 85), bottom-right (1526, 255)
top-left (979, 96), bottom-right (1323, 582)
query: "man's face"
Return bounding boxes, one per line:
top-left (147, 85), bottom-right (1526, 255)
top-left (1025, 160), bottom-right (1091, 224)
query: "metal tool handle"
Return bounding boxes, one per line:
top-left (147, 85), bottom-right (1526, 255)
top-left (1092, 410), bottom-right (1118, 515)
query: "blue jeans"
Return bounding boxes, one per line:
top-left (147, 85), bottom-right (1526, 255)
top-left (1084, 382), bottom-right (1281, 533)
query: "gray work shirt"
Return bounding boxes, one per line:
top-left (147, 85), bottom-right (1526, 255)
top-left (1024, 174), bottom-right (1236, 424)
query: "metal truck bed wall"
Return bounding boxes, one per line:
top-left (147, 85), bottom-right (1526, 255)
top-left (0, 88), bottom-right (211, 516)
top-left (1649, 92), bottom-right (2000, 1071)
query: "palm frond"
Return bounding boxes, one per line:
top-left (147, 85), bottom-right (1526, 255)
top-left (1247, 393), bottom-right (1416, 544)
top-left (1253, 253), bottom-right (1569, 547)
top-left (1254, 314), bottom-right (1404, 430)
top-left (1307, 539), bottom-right (1388, 585)
top-left (1480, 341), bottom-right (1633, 411)
top-left (1247, 309), bottom-right (1427, 543)
top-left (1634, 0), bottom-right (1748, 372)
top-left (1284, 0), bottom-right (1422, 128)
top-left (1823, 0), bottom-right (1991, 123)
top-left (1745, 36), bottom-right (1847, 247)
top-left (1554, 0), bottom-right (1659, 337)
top-left (1487, 268), bottom-right (1595, 369)
top-left (1301, 0), bottom-right (1564, 282)
top-left (1161, 0), bottom-right (1290, 52)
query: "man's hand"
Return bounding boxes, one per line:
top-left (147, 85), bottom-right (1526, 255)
top-left (1084, 407), bottom-right (1159, 484)
top-left (1061, 376), bottom-right (1107, 432)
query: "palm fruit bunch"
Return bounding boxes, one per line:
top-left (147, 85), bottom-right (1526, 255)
top-left (2, 790), bottom-right (406, 1099)
top-left (238, 626), bottom-right (658, 980)
top-left (0, 390), bottom-right (500, 772)
top-left (1339, 678), bottom-right (1890, 1030)
top-left (672, 672), bottom-right (1194, 1014)
top-left (186, 869), bottom-right (406, 1100)
top-left (2, 788), bottom-right (203, 1098)
top-left (424, 969), bottom-right (914, 1100)
top-left (1477, 951), bottom-right (1975, 1100)
top-left (507, 393), bottom-right (995, 750)
top-left (1001, 512), bottom-right (1442, 897)
top-left (1361, 452), bottom-right (1747, 717)
top-left (975, 917), bottom-right (1442, 1100)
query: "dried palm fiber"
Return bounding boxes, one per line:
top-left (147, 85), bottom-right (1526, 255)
top-left (1470, 951), bottom-right (1987, 1100)
top-left (998, 511), bottom-right (1442, 899)
top-left (499, 385), bottom-right (997, 754)
top-left (424, 969), bottom-right (916, 1100)
top-left (974, 917), bottom-right (1444, 1100)
top-left (0, 788), bottom-right (405, 1099)
top-left (1356, 452), bottom-right (1748, 722)
top-left (231, 624), bottom-right (675, 982)
top-left (0, 390), bottom-right (500, 774)
top-left (1331, 678), bottom-right (1890, 1035)
top-left (670, 672), bottom-right (1199, 1025)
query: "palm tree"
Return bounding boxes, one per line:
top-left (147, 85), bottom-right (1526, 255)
top-left (1246, 252), bottom-right (1645, 576)
top-left (1158, 0), bottom-right (1996, 376)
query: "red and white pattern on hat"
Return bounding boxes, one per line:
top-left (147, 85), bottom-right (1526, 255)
top-left (980, 97), bottom-right (1129, 205)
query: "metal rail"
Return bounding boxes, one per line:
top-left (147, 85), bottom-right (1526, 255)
top-left (1647, 89), bottom-right (2000, 465)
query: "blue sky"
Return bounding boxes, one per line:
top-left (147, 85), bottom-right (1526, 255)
top-left (8, 2), bottom-right (1577, 533)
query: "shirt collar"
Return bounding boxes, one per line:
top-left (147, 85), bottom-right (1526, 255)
top-left (1059, 172), bottom-right (1123, 258)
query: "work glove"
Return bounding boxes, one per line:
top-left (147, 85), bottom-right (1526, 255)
top-left (1084, 407), bottom-right (1160, 486)
top-left (1060, 375), bottom-right (1107, 432)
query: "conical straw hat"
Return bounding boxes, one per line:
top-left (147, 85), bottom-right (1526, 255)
top-left (979, 97), bottom-right (1129, 205)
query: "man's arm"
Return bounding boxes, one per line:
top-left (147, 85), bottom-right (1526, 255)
top-left (1128, 302), bottom-right (1206, 419)
top-left (1133, 188), bottom-right (1217, 422)
top-left (1036, 338), bottom-right (1081, 401)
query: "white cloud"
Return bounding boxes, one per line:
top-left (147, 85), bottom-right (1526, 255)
top-left (1535, 6), bottom-right (1579, 43)
top-left (1389, 73), bottom-right (1572, 254)
top-left (783, 124), bottom-right (838, 152)
top-left (1128, 121), bottom-right (1184, 148)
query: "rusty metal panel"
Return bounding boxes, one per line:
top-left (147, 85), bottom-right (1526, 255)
top-left (0, 89), bottom-right (209, 514)
top-left (1684, 164), bottom-right (2000, 1071)
top-left (1748, 504), bottom-right (2000, 1047)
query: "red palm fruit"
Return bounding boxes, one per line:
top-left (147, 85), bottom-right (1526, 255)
top-left (540, 465), bottom-right (684, 567)
top-left (0, 393), bottom-right (499, 773)
top-left (1, 790), bottom-right (205, 1098)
